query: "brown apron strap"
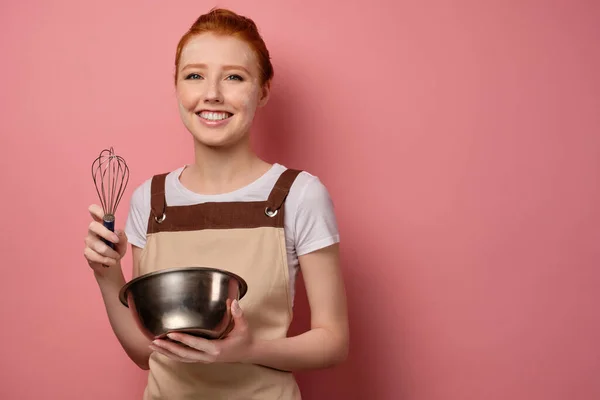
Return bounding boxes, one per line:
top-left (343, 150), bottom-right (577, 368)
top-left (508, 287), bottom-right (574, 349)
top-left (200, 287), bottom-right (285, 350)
top-left (150, 173), bottom-right (169, 221)
top-left (267, 169), bottom-right (302, 212)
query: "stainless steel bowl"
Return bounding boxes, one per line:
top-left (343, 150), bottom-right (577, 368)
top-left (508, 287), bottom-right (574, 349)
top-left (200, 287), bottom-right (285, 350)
top-left (119, 267), bottom-right (248, 340)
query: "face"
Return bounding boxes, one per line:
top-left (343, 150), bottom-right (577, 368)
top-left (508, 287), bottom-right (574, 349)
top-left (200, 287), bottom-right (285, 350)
top-left (175, 33), bottom-right (270, 148)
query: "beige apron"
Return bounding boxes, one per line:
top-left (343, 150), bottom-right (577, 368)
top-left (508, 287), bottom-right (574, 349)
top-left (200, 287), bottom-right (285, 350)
top-left (138, 168), bottom-right (303, 400)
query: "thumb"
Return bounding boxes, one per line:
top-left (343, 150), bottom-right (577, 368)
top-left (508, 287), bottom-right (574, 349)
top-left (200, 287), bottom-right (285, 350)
top-left (231, 300), bottom-right (247, 327)
top-left (115, 229), bottom-right (128, 254)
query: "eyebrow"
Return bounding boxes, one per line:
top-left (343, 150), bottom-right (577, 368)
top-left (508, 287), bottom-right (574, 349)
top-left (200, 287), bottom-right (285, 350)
top-left (180, 63), bottom-right (251, 75)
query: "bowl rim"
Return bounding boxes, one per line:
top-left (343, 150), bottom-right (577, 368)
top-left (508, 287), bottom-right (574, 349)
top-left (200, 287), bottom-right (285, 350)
top-left (118, 266), bottom-right (249, 307)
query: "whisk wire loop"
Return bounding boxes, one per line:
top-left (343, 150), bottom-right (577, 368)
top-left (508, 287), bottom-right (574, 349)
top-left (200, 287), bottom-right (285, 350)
top-left (91, 147), bottom-right (130, 252)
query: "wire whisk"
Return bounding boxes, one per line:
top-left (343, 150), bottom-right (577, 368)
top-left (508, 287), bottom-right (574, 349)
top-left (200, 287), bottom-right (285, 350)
top-left (91, 147), bottom-right (130, 249)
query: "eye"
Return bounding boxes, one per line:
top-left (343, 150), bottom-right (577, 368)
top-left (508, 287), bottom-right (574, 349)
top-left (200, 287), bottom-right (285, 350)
top-left (226, 74), bottom-right (244, 81)
top-left (185, 73), bottom-right (202, 80)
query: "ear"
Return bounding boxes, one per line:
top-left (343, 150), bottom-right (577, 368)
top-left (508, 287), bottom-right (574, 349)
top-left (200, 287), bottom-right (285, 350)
top-left (257, 80), bottom-right (271, 108)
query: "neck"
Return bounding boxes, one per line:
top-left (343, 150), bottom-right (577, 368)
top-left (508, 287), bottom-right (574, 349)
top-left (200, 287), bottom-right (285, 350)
top-left (182, 136), bottom-right (271, 195)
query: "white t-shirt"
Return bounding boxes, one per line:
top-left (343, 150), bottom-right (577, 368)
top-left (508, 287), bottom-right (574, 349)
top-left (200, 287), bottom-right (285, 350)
top-left (124, 163), bottom-right (340, 301)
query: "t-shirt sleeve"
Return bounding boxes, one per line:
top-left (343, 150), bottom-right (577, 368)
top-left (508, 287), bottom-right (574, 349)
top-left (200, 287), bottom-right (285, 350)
top-left (294, 176), bottom-right (340, 256)
top-left (124, 182), bottom-right (150, 249)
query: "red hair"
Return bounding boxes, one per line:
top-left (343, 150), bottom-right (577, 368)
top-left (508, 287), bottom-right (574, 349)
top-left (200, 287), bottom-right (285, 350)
top-left (174, 8), bottom-right (274, 85)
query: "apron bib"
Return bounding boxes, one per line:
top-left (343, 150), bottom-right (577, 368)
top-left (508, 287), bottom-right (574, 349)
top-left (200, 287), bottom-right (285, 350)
top-left (138, 168), bottom-right (303, 400)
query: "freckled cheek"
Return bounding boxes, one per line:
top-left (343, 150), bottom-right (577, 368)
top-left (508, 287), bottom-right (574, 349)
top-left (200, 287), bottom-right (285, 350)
top-left (176, 88), bottom-right (200, 111)
top-left (226, 89), bottom-right (259, 112)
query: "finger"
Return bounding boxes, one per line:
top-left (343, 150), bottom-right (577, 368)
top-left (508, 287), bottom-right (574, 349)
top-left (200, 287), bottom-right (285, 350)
top-left (152, 339), bottom-right (211, 362)
top-left (166, 333), bottom-right (220, 356)
top-left (153, 339), bottom-right (217, 363)
top-left (88, 220), bottom-right (120, 244)
top-left (149, 344), bottom-right (194, 363)
top-left (88, 204), bottom-right (104, 222)
top-left (83, 247), bottom-right (118, 267)
top-left (85, 235), bottom-right (120, 259)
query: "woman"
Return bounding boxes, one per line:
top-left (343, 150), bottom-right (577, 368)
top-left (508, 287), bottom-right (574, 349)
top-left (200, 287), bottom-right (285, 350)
top-left (84, 8), bottom-right (348, 399)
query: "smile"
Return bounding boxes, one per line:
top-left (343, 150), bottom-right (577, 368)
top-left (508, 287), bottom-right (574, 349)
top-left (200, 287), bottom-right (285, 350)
top-left (196, 111), bottom-right (233, 121)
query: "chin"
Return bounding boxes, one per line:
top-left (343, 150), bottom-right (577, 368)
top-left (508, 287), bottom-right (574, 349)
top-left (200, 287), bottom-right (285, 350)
top-left (192, 131), bottom-right (247, 149)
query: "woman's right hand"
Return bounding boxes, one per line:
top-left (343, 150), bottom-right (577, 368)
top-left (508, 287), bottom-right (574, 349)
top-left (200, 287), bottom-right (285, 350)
top-left (84, 204), bottom-right (128, 276)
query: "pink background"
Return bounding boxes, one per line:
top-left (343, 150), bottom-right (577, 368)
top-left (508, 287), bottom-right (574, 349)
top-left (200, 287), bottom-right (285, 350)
top-left (1, 1), bottom-right (599, 399)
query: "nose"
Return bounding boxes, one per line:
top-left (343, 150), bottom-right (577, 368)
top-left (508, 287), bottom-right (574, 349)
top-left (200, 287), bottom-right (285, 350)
top-left (204, 80), bottom-right (224, 104)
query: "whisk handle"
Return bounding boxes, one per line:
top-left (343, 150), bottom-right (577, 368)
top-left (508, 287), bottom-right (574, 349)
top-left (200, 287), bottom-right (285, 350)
top-left (102, 214), bottom-right (116, 250)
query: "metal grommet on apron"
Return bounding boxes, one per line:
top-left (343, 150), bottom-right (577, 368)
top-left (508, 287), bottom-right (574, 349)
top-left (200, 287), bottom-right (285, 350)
top-left (265, 207), bottom-right (278, 217)
top-left (140, 168), bottom-right (303, 400)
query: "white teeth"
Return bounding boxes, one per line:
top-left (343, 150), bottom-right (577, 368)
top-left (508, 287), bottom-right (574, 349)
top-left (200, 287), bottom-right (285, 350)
top-left (197, 111), bottom-right (231, 121)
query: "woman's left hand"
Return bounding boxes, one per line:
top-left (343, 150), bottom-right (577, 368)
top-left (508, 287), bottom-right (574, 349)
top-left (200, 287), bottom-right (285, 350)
top-left (149, 299), bottom-right (253, 364)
